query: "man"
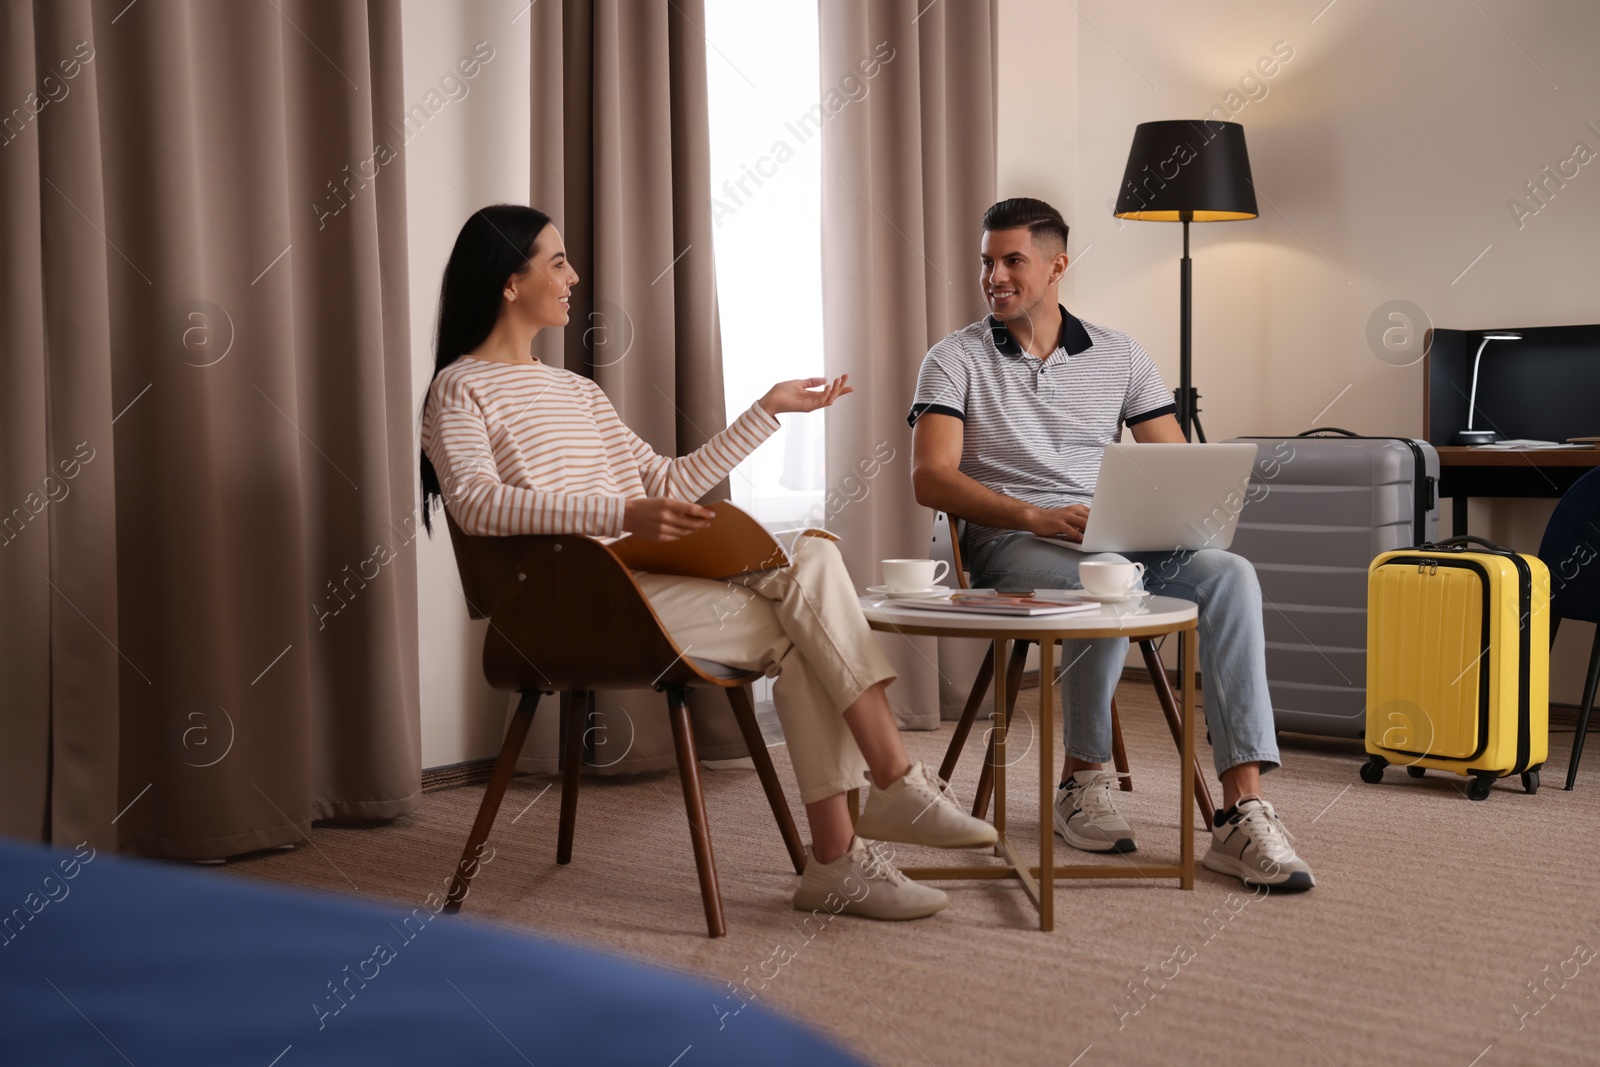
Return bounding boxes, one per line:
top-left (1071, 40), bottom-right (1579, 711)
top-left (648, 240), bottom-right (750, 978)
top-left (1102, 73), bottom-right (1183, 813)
top-left (907, 197), bottom-right (1314, 890)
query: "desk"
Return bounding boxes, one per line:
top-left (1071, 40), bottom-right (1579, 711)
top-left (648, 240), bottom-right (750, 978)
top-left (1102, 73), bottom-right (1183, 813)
top-left (859, 595), bottom-right (1199, 932)
top-left (1438, 447), bottom-right (1600, 536)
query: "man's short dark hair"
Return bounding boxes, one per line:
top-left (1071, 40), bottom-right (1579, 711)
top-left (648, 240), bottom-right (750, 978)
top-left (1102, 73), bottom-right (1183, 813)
top-left (981, 198), bottom-right (1069, 253)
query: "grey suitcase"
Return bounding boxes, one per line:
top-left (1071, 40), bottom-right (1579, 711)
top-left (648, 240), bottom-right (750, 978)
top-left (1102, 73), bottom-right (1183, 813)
top-left (1222, 428), bottom-right (1440, 737)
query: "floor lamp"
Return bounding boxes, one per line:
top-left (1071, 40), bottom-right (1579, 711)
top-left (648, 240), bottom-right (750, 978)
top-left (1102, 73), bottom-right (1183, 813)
top-left (1114, 120), bottom-right (1258, 442)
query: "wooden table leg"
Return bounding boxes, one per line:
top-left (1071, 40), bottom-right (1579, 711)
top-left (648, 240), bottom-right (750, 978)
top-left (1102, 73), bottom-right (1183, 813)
top-left (1180, 626), bottom-right (1196, 890)
top-left (992, 637), bottom-right (1008, 842)
top-left (1037, 637), bottom-right (1055, 931)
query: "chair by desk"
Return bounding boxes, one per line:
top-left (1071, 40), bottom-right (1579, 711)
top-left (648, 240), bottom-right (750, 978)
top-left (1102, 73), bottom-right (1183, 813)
top-left (439, 512), bottom-right (806, 937)
top-left (1537, 466), bottom-right (1600, 789)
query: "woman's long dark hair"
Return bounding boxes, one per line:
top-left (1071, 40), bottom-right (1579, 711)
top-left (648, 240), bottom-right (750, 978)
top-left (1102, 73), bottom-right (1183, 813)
top-left (419, 204), bottom-right (553, 534)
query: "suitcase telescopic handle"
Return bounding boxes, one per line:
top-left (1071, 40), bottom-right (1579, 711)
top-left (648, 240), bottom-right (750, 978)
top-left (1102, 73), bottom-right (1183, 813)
top-left (1297, 427), bottom-right (1359, 437)
top-left (1428, 535), bottom-right (1511, 554)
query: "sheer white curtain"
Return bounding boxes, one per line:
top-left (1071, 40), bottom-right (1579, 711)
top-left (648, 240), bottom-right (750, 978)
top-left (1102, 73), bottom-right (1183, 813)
top-left (705, 0), bottom-right (825, 527)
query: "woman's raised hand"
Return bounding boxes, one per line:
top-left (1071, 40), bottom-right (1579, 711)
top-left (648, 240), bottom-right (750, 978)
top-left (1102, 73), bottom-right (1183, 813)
top-left (758, 374), bottom-right (852, 417)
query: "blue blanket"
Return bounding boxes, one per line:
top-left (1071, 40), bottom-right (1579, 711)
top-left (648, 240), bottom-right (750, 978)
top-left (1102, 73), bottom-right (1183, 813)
top-left (0, 838), bottom-right (865, 1066)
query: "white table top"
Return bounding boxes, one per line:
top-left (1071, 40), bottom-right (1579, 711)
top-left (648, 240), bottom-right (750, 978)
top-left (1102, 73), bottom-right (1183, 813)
top-left (859, 593), bottom-right (1196, 637)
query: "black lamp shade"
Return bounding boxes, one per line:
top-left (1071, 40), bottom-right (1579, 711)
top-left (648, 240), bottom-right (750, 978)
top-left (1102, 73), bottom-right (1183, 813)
top-left (1114, 120), bottom-right (1257, 222)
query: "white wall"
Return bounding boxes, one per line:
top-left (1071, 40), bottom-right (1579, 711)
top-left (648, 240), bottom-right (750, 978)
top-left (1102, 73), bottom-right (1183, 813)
top-left (999, 0), bottom-right (1600, 703)
top-left (401, 0), bottom-right (530, 767)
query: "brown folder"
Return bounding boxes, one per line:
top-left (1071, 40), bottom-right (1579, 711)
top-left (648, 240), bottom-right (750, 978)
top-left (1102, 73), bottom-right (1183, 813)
top-left (608, 501), bottom-right (836, 580)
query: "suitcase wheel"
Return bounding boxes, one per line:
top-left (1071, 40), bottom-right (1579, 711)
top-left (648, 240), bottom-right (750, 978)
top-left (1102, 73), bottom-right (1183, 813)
top-left (1406, 766), bottom-right (1426, 779)
top-left (1522, 769), bottom-right (1540, 795)
top-left (1466, 775), bottom-right (1494, 802)
top-left (1359, 758), bottom-right (1386, 784)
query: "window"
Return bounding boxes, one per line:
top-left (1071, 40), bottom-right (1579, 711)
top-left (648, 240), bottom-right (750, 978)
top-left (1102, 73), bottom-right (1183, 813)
top-left (704, 0), bottom-right (825, 528)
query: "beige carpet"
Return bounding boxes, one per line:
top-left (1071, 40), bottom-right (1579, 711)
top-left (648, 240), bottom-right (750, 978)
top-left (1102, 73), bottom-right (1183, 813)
top-left (227, 681), bottom-right (1600, 1067)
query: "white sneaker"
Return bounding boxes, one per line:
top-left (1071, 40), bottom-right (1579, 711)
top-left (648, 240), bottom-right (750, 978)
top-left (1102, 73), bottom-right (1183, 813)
top-left (1202, 795), bottom-right (1316, 890)
top-left (792, 837), bottom-right (948, 920)
top-left (1053, 769), bottom-right (1137, 853)
top-left (854, 761), bottom-right (999, 849)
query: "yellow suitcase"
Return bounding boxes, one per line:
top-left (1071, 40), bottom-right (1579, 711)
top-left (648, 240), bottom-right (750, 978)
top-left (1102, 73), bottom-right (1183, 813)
top-left (1360, 536), bottom-right (1549, 800)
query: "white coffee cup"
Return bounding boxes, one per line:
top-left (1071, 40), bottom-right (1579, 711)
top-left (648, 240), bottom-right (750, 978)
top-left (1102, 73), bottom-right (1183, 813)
top-left (1078, 560), bottom-right (1145, 597)
top-left (882, 558), bottom-right (950, 592)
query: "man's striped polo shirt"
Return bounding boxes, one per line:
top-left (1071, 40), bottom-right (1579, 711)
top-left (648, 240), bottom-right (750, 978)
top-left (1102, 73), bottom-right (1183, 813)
top-left (907, 305), bottom-right (1176, 554)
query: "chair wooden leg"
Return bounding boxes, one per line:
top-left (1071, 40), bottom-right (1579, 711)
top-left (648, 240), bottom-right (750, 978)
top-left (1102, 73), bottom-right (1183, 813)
top-left (666, 685), bottom-right (725, 938)
top-left (444, 689), bottom-right (542, 913)
top-left (1110, 698), bottom-right (1133, 792)
top-left (1564, 628), bottom-right (1600, 791)
top-left (726, 685), bottom-right (806, 874)
top-left (1139, 639), bottom-right (1216, 830)
top-left (939, 645), bottom-right (996, 783)
top-left (973, 639), bottom-right (1030, 819)
top-left (556, 690), bottom-right (587, 864)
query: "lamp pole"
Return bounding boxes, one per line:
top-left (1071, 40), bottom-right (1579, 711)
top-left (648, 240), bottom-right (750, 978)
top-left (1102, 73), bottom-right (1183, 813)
top-left (1179, 214), bottom-right (1194, 441)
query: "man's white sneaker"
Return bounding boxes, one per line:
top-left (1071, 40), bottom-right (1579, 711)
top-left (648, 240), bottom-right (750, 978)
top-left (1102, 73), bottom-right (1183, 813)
top-left (1202, 795), bottom-right (1315, 891)
top-left (854, 761), bottom-right (999, 849)
top-left (792, 837), bottom-right (948, 920)
top-left (1053, 769), bottom-right (1137, 853)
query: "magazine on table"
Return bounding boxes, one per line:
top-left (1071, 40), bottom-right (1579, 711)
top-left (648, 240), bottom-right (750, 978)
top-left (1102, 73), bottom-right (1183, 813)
top-left (894, 592), bottom-right (1099, 617)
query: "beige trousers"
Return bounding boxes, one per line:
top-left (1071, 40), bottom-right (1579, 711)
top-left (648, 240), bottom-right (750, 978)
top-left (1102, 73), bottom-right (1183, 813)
top-left (634, 536), bottom-right (897, 804)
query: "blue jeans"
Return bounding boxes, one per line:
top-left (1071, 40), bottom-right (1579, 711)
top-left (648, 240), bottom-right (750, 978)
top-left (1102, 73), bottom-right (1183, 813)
top-left (968, 533), bottom-right (1280, 778)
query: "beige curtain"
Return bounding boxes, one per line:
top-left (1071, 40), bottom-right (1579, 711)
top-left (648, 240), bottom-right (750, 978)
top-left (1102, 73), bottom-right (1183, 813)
top-left (515, 0), bottom-right (747, 774)
top-left (819, 0), bottom-right (998, 729)
top-left (0, 0), bottom-right (419, 859)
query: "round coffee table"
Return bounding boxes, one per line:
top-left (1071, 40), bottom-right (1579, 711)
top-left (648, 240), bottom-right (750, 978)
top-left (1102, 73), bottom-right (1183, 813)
top-left (859, 594), bottom-right (1200, 932)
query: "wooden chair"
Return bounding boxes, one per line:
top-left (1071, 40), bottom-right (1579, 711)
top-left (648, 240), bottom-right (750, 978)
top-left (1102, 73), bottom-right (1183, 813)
top-left (437, 511), bottom-right (806, 937)
top-left (931, 513), bottom-right (1216, 829)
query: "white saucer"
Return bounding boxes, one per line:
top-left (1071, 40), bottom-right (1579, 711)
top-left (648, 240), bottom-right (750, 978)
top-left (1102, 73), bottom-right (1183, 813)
top-left (866, 584), bottom-right (951, 599)
top-left (1036, 588), bottom-right (1152, 604)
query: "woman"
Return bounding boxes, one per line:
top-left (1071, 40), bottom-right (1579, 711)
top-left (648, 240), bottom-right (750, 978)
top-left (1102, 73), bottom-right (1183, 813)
top-left (420, 205), bottom-right (995, 921)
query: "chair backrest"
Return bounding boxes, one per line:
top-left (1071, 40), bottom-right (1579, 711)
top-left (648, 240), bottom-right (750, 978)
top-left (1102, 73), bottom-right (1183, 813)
top-left (479, 535), bottom-right (695, 693)
top-left (930, 511), bottom-right (971, 590)
top-left (1539, 465), bottom-right (1600, 624)
top-left (442, 509), bottom-right (542, 620)
top-left (442, 507), bottom-right (749, 693)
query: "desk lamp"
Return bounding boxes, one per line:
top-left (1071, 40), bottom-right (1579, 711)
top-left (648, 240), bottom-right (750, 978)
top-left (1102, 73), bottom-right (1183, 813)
top-left (1456, 333), bottom-right (1523, 446)
top-left (1114, 120), bottom-right (1257, 442)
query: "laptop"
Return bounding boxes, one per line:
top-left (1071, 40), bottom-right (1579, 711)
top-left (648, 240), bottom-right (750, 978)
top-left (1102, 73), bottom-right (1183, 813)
top-left (1036, 443), bottom-right (1259, 553)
